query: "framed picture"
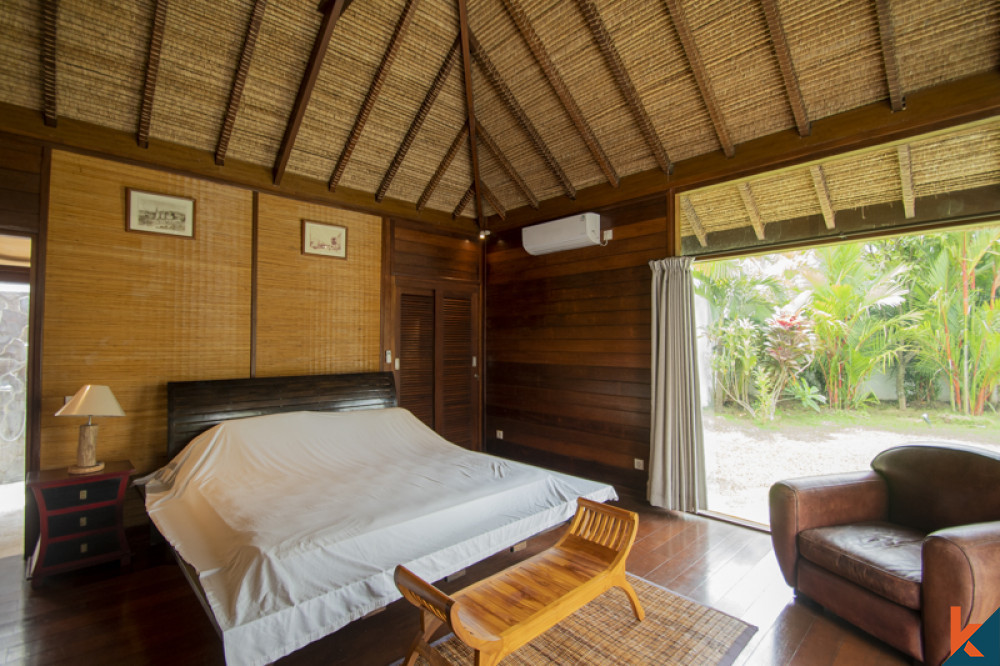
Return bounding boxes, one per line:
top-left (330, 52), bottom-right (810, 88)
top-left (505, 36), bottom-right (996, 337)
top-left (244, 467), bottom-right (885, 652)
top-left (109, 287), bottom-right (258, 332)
top-left (302, 220), bottom-right (347, 259)
top-left (126, 189), bottom-right (195, 238)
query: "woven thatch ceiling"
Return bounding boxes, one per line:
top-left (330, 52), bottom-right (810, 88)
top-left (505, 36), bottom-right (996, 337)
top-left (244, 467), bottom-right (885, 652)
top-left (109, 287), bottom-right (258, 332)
top-left (0, 0), bottom-right (997, 234)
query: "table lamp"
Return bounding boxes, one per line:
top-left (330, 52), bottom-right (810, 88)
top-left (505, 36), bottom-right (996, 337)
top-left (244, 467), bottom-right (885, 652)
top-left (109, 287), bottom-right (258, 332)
top-left (55, 385), bottom-right (125, 474)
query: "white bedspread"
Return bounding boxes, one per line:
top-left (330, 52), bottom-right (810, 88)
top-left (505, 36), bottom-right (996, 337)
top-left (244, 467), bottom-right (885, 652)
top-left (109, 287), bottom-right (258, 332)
top-left (141, 408), bottom-right (616, 666)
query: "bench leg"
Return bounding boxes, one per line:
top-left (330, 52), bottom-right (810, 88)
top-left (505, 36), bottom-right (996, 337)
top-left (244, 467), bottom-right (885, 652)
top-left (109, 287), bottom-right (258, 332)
top-left (618, 578), bottom-right (646, 621)
top-left (402, 611), bottom-right (444, 666)
top-left (474, 649), bottom-right (504, 666)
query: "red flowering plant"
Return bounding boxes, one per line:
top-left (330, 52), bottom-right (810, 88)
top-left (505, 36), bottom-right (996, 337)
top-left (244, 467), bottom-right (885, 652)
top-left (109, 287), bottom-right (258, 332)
top-left (754, 311), bottom-right (819, 420)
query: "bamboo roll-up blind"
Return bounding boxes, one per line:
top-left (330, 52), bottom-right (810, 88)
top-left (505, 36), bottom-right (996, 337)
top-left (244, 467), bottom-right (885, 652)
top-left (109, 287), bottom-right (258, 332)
top-left (254, 193), bottom-right (381, 378)
top-left (43, 151), bottom-right (253, 473)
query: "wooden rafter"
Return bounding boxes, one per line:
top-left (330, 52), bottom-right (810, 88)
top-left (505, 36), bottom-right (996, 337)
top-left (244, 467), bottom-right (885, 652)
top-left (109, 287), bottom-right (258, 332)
top-left (500, 0), bottom-right (619, 188)
top-left (897, 144), bottom-right (915, 218)
top-left (458, 0), bottom-right (485, 222)
top-left (575, 0), bottom-right (672, 173)
top-left (809, 165), bottom-right (836, 229)
top-left (273, 0), bottom-right (347, 185)
top-left (469, 32), bottom-right (576, 199)
top-left (137, 0), bottom-right (169, 149)
top-left (329, 0), bottom-right (420, 191)
top-left (874, 0), bottom-right (904, 112)
top-left (215, 0), bottom-right (268, 166)
top-left (453, 184), bottom-right (476, 218)
top-left (760, 0), bottom-right (810, 136)
top-left (377, 37), bottom-right (460, 203)
top-left (40, 0), bottom-right (58, 127)
top-left (480, 181), bottom-right (506, 220)
top-left (679, 195), bottom-right (707, 247)
top-left (663, 0), bottom-right (734, 158)
top-left (477, 123), bottom-right (538, 209)
top-left (737, 182), bottom-right (765, 240)
top-left (417, 122), bottom-right (468, 212)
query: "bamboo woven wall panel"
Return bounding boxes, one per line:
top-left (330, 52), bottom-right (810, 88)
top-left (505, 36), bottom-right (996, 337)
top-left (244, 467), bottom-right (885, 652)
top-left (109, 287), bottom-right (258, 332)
top-left (254, 193), bottom-right (381, 377)
top-left (42, 151), bottom-right (253, 473)
top-left (0, 0), bottom-right (41, 111)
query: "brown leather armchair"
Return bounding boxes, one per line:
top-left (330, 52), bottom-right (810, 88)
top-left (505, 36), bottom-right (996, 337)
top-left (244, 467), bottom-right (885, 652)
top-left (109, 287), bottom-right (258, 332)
top-left (769, 443), bottom-right (1000, 665)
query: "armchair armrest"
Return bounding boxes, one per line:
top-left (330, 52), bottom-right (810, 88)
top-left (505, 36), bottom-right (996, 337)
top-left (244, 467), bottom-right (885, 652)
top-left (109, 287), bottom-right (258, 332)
top-left (922, 521), bottom-right (1000, 666)
top-left (769, 471), bottom-right (888, 587)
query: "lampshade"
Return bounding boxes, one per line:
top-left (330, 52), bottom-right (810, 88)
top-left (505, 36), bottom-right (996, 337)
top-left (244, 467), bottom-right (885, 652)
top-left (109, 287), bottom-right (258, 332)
top-left (56, 385), bottom-right (125, 418)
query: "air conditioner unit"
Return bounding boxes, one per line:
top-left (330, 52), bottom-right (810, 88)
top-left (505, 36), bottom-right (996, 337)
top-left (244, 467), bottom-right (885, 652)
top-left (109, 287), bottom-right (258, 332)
top-left (521, 213), bottom-right (601, 255)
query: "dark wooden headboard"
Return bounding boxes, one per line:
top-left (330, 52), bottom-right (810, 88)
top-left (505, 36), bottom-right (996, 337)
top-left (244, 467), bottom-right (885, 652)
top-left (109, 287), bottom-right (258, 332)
top-left (166, 371), bottom-right (397, 458)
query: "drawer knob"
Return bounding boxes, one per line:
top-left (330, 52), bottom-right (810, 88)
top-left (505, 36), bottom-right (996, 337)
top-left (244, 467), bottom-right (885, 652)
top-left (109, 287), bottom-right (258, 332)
top-left (79, 489), bottom-right (88, 501)
top-left (80, 542), bottom-right (88, 554)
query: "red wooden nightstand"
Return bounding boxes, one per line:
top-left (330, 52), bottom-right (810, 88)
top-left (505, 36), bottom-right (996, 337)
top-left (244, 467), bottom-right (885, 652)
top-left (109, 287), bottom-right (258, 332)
top-left (27, 460), bottom-right (135, 586)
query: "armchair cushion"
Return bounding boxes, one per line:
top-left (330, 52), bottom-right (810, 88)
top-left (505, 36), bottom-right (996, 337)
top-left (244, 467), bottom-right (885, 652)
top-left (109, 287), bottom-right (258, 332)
top-left (798, 521), bottom-right (925, 609)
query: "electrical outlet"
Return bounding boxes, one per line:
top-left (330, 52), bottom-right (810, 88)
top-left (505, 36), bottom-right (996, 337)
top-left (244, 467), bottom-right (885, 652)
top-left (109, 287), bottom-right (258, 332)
top-left (603, 229), bottom-right (613, 241)
top-left (496, 429), bottom-right (504, 440)
top-left (634, 458), bottom-right (644, 470)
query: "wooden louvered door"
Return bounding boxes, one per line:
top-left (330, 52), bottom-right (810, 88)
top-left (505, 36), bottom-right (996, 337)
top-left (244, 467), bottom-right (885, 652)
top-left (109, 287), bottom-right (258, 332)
top-left (398, 290), bottom-right (435, 427)
top-left (392, 280), bottom-right (480, 450)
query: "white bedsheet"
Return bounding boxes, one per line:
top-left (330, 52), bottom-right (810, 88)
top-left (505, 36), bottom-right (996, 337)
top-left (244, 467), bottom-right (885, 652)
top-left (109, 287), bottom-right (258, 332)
top-left (140, 408), bottom-right (616, 666)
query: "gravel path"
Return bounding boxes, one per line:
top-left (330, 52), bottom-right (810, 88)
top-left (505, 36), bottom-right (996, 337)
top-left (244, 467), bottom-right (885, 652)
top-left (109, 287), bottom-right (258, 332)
top-left (703, 414), bottom-right (999, 525)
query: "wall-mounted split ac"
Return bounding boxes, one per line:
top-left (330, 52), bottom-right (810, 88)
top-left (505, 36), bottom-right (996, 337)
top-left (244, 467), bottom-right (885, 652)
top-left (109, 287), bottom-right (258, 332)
top-left (521, 212), bottom-right (601, 255)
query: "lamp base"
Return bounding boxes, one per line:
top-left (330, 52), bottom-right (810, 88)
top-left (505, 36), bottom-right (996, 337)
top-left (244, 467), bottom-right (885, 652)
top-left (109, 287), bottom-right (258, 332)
top-left (68, 461), bottom-right (105, 475)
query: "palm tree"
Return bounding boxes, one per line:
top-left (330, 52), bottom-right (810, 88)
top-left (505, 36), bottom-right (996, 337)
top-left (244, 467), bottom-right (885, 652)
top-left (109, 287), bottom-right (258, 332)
top-left (800, 243), bottom-right (911, 410)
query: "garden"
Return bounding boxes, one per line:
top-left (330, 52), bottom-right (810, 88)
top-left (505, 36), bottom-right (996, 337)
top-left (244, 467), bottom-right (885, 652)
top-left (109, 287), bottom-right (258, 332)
top-left (694, 224), bottom-right (1000, 525)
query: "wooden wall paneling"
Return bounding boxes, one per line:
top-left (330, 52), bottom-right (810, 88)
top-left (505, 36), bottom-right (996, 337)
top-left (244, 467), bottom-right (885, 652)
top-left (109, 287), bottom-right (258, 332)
top-left (254, 194), bottom-right (382, 377)
top-left (0, 134), bottom-right (44, 234)
top-left (484, 196), bottom-right (667, 498)
top-left (391, 219), bottom-right (481, 283)
top-left (42, 151), bottom-right (253, 473)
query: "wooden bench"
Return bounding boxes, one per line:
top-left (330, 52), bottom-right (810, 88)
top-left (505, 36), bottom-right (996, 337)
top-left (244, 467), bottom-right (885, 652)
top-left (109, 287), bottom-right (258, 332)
top-left (394, 498), bottom-right (644, 666)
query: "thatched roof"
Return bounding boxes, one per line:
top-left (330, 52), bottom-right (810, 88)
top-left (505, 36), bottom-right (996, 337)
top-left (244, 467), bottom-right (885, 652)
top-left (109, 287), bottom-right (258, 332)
top-left (0, 0), bottom-right (996, 243)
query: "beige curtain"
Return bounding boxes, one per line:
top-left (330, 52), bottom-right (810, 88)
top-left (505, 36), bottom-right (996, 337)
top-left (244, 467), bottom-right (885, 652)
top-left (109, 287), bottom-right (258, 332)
top-left (648, 257), bottom-right (706, 511)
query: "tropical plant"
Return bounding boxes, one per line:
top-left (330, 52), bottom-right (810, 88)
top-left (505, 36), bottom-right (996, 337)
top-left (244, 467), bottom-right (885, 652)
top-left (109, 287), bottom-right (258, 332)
top-left (799, 243), bottom-right (911, 410)
top-left (906, 228), bottom-right (1000, 415)
top-left (754, 310), bottom-right (817, 420)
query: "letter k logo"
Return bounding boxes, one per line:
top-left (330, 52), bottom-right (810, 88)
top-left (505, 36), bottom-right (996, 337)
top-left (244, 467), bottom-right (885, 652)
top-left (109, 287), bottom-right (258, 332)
top-left (951, 606), bottom-right (984, 657)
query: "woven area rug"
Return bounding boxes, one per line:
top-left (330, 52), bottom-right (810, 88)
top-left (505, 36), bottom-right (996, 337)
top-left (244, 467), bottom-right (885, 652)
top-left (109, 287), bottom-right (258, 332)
top-left (411, 574), bottom-right (756, 665)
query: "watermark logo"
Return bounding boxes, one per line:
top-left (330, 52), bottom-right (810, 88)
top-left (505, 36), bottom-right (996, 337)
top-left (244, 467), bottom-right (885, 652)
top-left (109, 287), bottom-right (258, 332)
top-left (947, 606), bottom-right (1000, 664)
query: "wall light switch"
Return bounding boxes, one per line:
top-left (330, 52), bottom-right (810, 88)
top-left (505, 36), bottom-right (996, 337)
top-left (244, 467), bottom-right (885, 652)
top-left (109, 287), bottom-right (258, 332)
top-left (496, 429), bottom-right (504, 440)
top-left (634, 458), bottom-right (644, 470)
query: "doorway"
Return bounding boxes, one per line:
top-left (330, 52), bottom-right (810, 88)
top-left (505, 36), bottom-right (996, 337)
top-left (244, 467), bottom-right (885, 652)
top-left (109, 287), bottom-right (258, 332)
top-left (0, 234), bottom-right (31, 558)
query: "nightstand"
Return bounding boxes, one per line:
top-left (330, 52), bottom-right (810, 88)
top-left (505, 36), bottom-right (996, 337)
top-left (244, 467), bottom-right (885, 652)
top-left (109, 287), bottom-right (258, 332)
top-left (27, 460), bottom-right (135, 586)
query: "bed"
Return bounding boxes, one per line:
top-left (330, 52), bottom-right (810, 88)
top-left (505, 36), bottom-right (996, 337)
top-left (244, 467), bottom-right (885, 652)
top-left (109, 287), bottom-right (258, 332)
top-left (139, 372), bottom-right (617, 666)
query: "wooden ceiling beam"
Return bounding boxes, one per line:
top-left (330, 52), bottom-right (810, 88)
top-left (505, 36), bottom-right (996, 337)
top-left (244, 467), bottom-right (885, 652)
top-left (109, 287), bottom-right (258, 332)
top-left (575, 0), bottom-right (672, 173)
top-left (477, 123), bottom-right (538, 209)
top-left (874, 0), bottom-right (905, 112)
top-left (760, 0), bottom-right (810, 136)
top-left (377, 37), bottom-right (460, 203)
top-left (453, 184), bottom-right (476, 218)
top-left (458, 0), bottom-right (486, 224)
top-left (480, 181), bottom-right (506, 220)
top-left (489, 71), bottom-right (1000, 231)
top-left (679, 195), bottom-right (707, 247)
top-left (329, 0), bottom-right (420, 191)
top-left (663, 0), bottom-right (734, 158)
top-left (897, 143), bottom-right (915, 218)
top-left (215, 0), bottom-right (268, 166)
top-left (809, 165), bottom-right (836, 229)
top-left (417, 122), bottom-right (468, 212)
top-left (137, 0), bottom-right (169, 149)
top-left (273, 0), bottom-right (347, 186)
top-left (0, 101), bottom-right (476, 230)
top-left (40, 0), bottom-right (58, 128)
top-left (500, 0), bottom-right (619, 188)
top-left (469, 32), bottom-right (576, 200)
top-left (737, 182), bottom-right (766, 240)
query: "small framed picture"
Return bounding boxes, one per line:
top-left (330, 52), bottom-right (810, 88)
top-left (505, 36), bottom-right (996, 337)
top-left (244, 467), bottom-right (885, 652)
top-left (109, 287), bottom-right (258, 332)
top-left (302, 220), bottom-right (347, 259)
top-left (126, 189), bottom-right (195, 238)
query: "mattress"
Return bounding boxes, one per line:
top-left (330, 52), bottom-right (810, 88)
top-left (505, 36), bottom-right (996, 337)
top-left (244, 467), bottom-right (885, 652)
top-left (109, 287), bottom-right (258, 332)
top-left (139, 408), bottom-right (616, 665)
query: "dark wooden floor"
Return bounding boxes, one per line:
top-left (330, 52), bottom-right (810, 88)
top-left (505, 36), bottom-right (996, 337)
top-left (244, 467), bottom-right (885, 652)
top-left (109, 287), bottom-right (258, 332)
top-left (1, 498), bottom-right (909, 665)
